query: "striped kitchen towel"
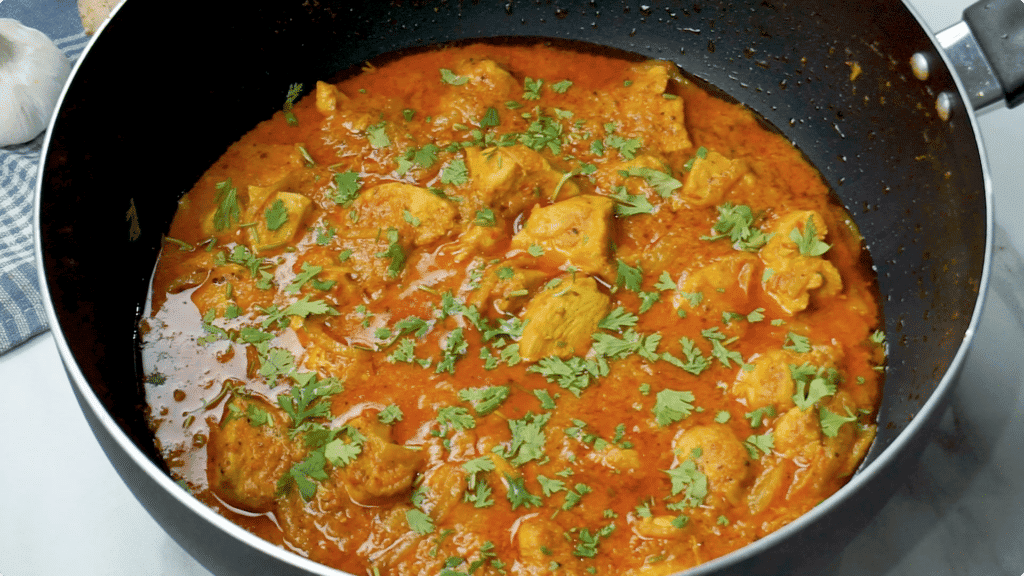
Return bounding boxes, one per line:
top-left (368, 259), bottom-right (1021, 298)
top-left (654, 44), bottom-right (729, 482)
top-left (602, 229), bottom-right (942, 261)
top-left (0, 7), bottom-right (89, 354)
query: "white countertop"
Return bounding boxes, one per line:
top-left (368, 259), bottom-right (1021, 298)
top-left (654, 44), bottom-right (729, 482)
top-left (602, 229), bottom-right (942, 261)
top-left (1, 1), bottom-right (1022, 575)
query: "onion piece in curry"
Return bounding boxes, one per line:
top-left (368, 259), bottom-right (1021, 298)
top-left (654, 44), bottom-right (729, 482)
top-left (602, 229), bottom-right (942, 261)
top-left (139, 42), bottom-right (886, 576)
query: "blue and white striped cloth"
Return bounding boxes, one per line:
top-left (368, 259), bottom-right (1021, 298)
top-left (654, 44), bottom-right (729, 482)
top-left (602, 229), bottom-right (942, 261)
top-left (0, 3), bottom-right (89, 354)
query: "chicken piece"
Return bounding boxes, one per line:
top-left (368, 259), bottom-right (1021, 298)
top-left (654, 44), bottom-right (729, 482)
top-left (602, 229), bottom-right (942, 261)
top-left (416, 463), bottom-right (466, 523)
top-left (357, 505), bottom-right (422, 568)
top-left (510, 195), bottom-right (615, 278)
top-left (518, 275), bottom-right (611, 362)
top-left (731, 345), bottom-right (842, 412)
top-left (207, 395), bottom-right (297, 513)
top-left (449, 225), bottom-right (505, 264)
top-left (760, 210), bottom-right (843, 314)
top-left (672, 150), bottom-right (748, 209)
top-left (463, 145), bottom-right (579, 215)
top-left (618, 60), bottom-right (693, 153)
top-left (242, 171), bottom-right (315, 254)
top-left (673, 424), bottom-right (751, 506)
top-left (435, 58), bottom-right (519, 128)
top-left (773, 391), bottom-right (875, 497)
top-left (464, 259), bottom-right (549, 315)
top-left (517, 516), bottom-right (574, 568)
top-left (587, 445), bottom-right (641, 472)
top-left (633, 515), bottom-right (688, 540)
top-left (315, 80), bottom-right (342, 115)
top-left (297, 321), bottom-right (373, 385)
top-left (676, 252), bottom-right (760, 316)
top-left (336, 416), bottom-right (425, 505)
top-left (348, 182), bottom-right (458, 247)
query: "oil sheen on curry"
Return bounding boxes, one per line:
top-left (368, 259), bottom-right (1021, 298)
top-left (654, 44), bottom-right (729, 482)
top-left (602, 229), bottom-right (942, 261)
top-left (140, 42), bottom-right (886, 576)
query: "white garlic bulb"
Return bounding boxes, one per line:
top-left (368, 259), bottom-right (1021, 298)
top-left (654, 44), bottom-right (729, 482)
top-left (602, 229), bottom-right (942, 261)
top-left (0, 19), bottom-right (72, 147)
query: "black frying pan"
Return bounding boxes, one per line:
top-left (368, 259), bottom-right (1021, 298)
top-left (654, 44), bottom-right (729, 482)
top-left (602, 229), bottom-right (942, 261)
top-left (36, 0), bottom-right (1022, 574)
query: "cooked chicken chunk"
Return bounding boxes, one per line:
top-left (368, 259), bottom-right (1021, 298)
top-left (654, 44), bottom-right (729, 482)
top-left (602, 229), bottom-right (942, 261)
top-left (207, 395), bottom-right (297, 513)
top-left (673, 424), bottom-right (751, 506)
top-left (510, 195), bottom-right (615, 278)
top-left (760, 210), bottom-right (843, 314)
top-left (518, 275), bottom-right (611, 361)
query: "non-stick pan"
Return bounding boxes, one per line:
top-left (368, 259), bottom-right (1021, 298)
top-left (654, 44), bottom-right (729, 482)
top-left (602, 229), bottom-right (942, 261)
top-left (35, 0), bottom-right (1024, 574)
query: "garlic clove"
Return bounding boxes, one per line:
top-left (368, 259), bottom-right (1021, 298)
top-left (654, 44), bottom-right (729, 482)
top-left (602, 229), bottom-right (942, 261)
top-left (0, 19), bottom-right (72, 147)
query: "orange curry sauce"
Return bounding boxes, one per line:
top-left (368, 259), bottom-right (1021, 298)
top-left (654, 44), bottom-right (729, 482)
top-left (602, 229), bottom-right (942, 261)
top-left (140, 43), bottom-right (885, 576)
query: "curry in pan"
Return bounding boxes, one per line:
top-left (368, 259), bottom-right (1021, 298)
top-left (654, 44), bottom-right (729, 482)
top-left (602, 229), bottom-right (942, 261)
top-left (140, 43), bottom-right (886, 575)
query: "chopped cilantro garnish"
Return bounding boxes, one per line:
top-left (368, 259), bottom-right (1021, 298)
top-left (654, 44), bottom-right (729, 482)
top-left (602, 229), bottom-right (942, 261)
top-left (610, 186), bottom-right (655, 217)
top-left (503, 473), bottom-right (542, 510)
top-left (474, 208), bottom-right (496, 227)
top-left (501, 412), bottom-right (551, 466)
top-left (783, 331), bottom-right (812, 353)
top-left (615, 259), bottom-right (643, 291)
top-left (277, 450), bottom-right (327, 501)
top-left (405, 508), bottom-right (435, 535)
top-left (701, 203), bottom-right (772, 252)
top-left (212, 179), bottom-right (241, 231)
top-left (439, 68), bottom-right (469, 85)
top-left (745, 405), bottom-right (777, 427)
top-left (458, 386), bottom-right (510, 416)
top-left (790, 362), bottom-right (839, 410)
top-left (479, 107), bottom-right (500, 129)
top-left (284, 262), bottom-right (323, 294)
top-left (551, 79), bottom-right (573, 93)
top-left (435, 328), bottom-right (468, 374)
top-left (626, 166), bottom-right (682, 198)
top-left (664, 452), bottom-right (708, 508)
top-left (819, 405), bottom-right (858, 437)
top-left (332, 171), bottom-right (362, 205)
top-left (653, 389), bottom-right (696, 426)
top-left (375, 227), bottom-right (406, 278)
top-left (790, 215), bottom-right (831, 256)
top-left (366, 121), bottom-right (390, 148)
top-left (282, 82), bottom-right (302, 126)
top-left (605, 134), bottom-right (643, 160)
top-left (378, 404), bottom-right (404, 424)
top-left (598, 306), bottom-right (639, 331)
top-left (743, 432), bottom-right (775, 459)
top-left (440, 158), bottom-right (469, 186)
top-left (523, 77), bottom-right (544, 100)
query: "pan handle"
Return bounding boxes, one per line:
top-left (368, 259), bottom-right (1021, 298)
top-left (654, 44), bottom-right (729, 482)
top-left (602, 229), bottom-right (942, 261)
top-left (935, 0), bottom-right (1024, 113)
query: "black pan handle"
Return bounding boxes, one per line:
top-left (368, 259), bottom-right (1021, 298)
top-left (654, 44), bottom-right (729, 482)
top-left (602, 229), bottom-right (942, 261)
top-left (935, 0), bottom-right (1024, 111)
top-left (964, 0), bottom-right (1024, 108)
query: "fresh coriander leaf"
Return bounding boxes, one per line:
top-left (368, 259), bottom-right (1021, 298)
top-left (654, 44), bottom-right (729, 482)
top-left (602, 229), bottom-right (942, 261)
top-left (615, 259), bottom-right (643, 292)
top-left (440, 158), bottom-right (469, 186)
top-left (609, 186), bottom-right (655, 217)
top-left (436, 405), bottom-right (476, 434)
top-left (537, 475), bottom-right (567, 497)
top-left (332, 171), bottom-right (362, 205)
top-left (655, 271), bottom-right (677, 291)
top-left (663, 456), bottom-right (708, 507)
top-left (682, 146), bottom-right (709, 171)
top-left (701, 203), bottom-right (772, 252)
top-left (523, 77), bottom-right (544, 100)
top-left (474, 208), bottom-right (496, 227)
top-left (598, 306), bottom-right (639, 331)
top-left (783, 332), bottom-right (812, 353)
top-left (282, 82), bottom-right (303, 126)
top-left (605, 134), bottom-right (643, 160)
top-left (790, 215), bottom-right (831, 256)
top-left (435, 328), bottom-right (468, 374)
top-left (440, 68), bottom-right (469, 85)
top-left (743, 432), bottom-right (775, 459)
top-left (527, 355), bottom-right (607, 397)
top-left (402, 108), bottom-right (416, 121)
top-left (402, 209), bottom-right (421, 227)
top-left (819, 405), bottom-right (858, 437)
top-left (747, 308), bottom-right (766, 323)
top-left (278, 449), bottom-right (327, 501)
top-left (744, 405), bottom-right (777, 427)
top-left (527, 244), bottom-right (545, 257)
top-left (458, 386), bottom-right (510, 416)
top-left (502, 412), bottom-right (551, 466)
top-left (533, 389), bottom-right (557, 410)
top-left (714, 410), bottom-right (731, 423)
top-left (479, 107), bottom-right (501, 129)
top-left (503, 473), bottom-right (542, 510)
top-left (366, 121), bottom-right (390, 148)
top-left (627, 166), bottom-right (682, 198)
top-left (375, 227), bottom-right (406, 278)
top-left (790, 363), bottom-right (839, 410)
top-left (378, 404), bottom-right (404, 424)
top-left (284, 262), bottom-right (323, 294)
top-left (653, 389), bottom-right (696, 426)
top-left (213, 179), bottom-right (241, 231)
top-left (551, 79), bottom-right (573, 93)
top-left (638, 290), bottom-right (661, 314)
top-left (406, 508), bottom-right (435, 536)
top-left (324, 436), bottom-right (362, 467)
